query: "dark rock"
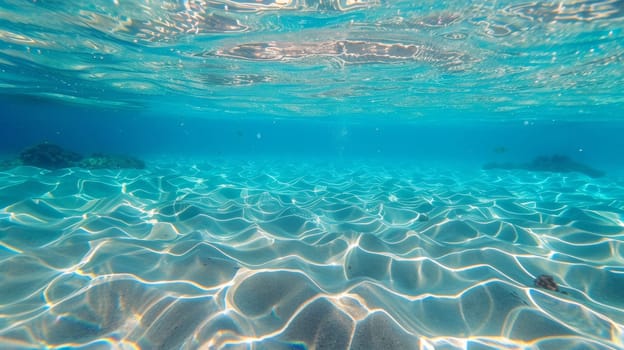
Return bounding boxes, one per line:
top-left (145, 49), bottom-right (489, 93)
top-left (7, 144), bottom-right (146, 170)
top-left (484, 155), bottom-right (604, 178)
top-left (534, 274), bottom-right (568, 294)
top-left (80, 153), bottom-right (145, 170)
top-left (527, 155), bottom-right (604, 178)
top-left (19, 143), bottom-right (83, 169)
top-left (534, 274), bottom-right (559, 292)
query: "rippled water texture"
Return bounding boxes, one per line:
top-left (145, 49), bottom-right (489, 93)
top-left (0, 0), bottom-right (623, 118)
top-left (1, 161), bottom-right (623, 349)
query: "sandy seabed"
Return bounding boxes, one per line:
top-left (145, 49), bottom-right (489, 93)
top-left (1, 160), bottom-right (623, 349)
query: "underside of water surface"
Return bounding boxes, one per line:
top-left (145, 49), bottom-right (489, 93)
top-left (0, 0), bottom-right (623, 119)
top-left (1, 1), bottom-right (624, 350)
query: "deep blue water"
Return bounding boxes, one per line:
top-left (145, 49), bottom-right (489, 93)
top-left (2, 96), bottom-right (624, 175)
top-left (1, 1), bottom-right (624, 349)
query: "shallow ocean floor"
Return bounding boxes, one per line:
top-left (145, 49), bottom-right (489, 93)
top-left (0, 160), bottom-right (623, 349)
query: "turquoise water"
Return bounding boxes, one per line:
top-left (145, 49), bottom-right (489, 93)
top-left (1, 1), bottom-right (624, 349)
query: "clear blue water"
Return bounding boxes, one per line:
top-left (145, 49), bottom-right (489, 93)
top-left (1, 1), bottom-right (624, 349)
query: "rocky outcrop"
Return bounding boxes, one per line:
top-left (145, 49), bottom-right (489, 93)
top-left (4, 143), bottom-right (145, 170)
top-left (19, 143), bottom-right (83, 169)
top-left (484, 155), bottom-right (605, 178)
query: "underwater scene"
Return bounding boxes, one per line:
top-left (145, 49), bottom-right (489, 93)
top-left (1, 1), bottom-right (624, 349)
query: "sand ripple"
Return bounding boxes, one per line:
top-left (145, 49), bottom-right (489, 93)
top-left (1, 161), bottom-right (623, 349)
